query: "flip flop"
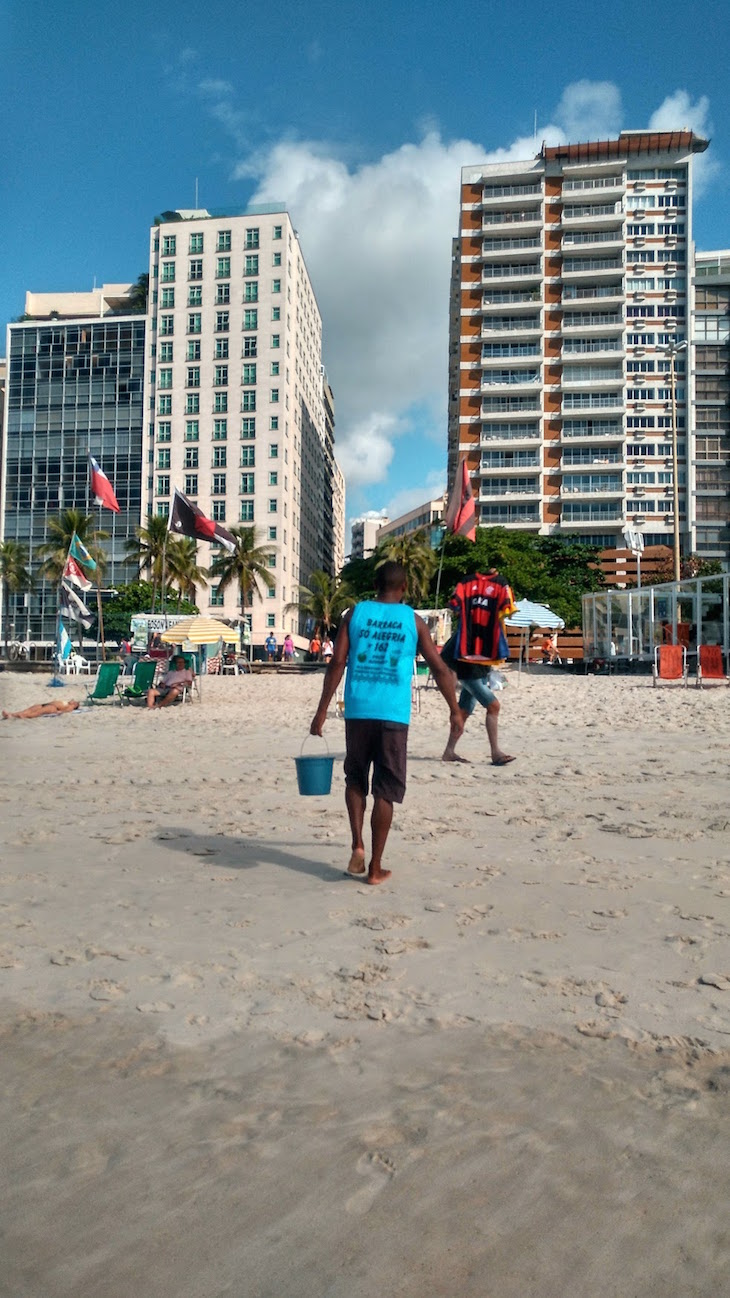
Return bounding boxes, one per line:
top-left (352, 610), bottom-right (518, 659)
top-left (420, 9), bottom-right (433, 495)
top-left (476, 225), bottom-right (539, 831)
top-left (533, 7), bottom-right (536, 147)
top-left (492, 755), bottom-right (516, 767)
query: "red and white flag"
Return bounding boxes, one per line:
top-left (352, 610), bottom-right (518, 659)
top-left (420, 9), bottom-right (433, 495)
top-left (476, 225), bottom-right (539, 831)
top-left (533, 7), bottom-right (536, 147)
top-left (62, 555), bottom-right (92, 592)
top-left (445, 458), bottom-right (476, 542)
top-left (89, 454), bottom-right (120, 513)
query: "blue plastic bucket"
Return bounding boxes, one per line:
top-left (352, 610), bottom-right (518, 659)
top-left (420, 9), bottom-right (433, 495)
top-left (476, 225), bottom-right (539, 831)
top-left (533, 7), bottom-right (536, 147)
top-left (294, 738), bottom-right (335, 796)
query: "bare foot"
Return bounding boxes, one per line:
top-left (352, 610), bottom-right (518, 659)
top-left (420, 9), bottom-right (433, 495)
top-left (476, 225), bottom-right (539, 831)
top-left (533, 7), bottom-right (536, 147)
top-left (492, 754), bottom-right (516, 767)
top-left (442, 751), bottom-right (470, 763)
top-left (366, 868), bottom-right (392, 886)
top-left (346, 848), bottom-right (366, 875)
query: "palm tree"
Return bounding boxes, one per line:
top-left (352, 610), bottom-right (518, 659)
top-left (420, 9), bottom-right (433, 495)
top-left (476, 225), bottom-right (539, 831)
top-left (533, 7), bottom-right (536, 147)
top-left (208, 526), bottom-right (274, 612)
top-left (375, 527), bottom-right (437, 607)
top-left (166, 537), bottom-right (208, 608)
top-left (125, 514), bottom-right (169, 612)
top-left (126, 272), bottom-right (149, 314)
top-left (0, 541), bottom-right (32, 657)
top-left (285, 570), bottom-right (354, 636)
top-left (37, 509), bottom-right (108, 584)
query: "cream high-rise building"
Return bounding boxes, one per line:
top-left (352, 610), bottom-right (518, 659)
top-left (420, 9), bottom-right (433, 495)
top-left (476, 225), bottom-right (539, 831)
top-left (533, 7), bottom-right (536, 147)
top-left (448, 130), bottom-right (709, 554)
top-left (144, 206), bottom-right (342, 647)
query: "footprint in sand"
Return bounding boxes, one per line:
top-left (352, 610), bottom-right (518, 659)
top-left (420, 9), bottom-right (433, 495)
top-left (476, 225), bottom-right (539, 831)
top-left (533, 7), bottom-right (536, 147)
top-left (344, 1151), bottom-right (396, 1215)
top-left (136, 1001), bottom-right (175, 1013)
top-left (89, 980), bottom-right (128, 1002)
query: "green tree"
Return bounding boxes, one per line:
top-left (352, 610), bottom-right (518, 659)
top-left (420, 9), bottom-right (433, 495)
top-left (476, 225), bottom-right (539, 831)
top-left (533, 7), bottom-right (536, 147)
top-left (125, 515), bottom-right (169, 612)
top-left (0, 541), bottom-right (33, 656)
top-left (285, 570), bottom-right (354, 635)
top-left (166, 537), bottom-right (209, 608)
top-left (100, 581), bottom-right (198, 642)
top-left (37, 509), bottom-right (108, 584)
top-left (375, 527), bottom-right (438, 607)
top-left (126, 273), bottom-right (149, 314)
top-left (338, 555), bottom-right (378, 601)
top-left (208, 526), bottom-right (274, 611)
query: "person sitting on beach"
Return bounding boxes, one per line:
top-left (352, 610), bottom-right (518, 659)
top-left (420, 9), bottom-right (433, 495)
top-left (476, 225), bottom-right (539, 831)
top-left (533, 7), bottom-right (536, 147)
top-left (542, 633), bottom-right (558, 664)
top-left (146, 655), bottom-right (193, 709)
top-left (3, 699), bottom-right (81, 720)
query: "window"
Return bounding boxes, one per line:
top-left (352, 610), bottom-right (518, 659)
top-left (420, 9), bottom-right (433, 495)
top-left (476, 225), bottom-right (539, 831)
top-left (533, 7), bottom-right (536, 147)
top-left (243, 309), bottom-right (258, 330)
top-left (243, 337), bottom-right (257, 358)
top-left (211, 502), bottom-right (226, 522)
top-left (272, 252), bottom-right (282, 267)
top-left (186, 394), bottom-right (200, 414)
top-left (271, 334), bottom-right (280, 348)
top-left (217, 257), bottom-right (231, 278)
top-left (213, 419), bottom-right (227, 440)
top-left (216, 283), bottom-right (230, 304)
top-left (216, 311), bottom-right (230, 333)
top-left (158, 395), bottom-right (172, 415)
top-left (242, 363), bottom-right (257, 384)
top-left (157, 421), bottom-right (172, 441)
top-left (157, 475), bottom-right (170, 496)
top-left (268, 526), bottom-right (277, 540)
top-left (156, 501), bottom-right (168, 517)
top-left (245, 228), bottom-right (260, 249)
top-left (240, 501), bottom-right (254, 522)
top-left (627, 278), bottom-right (655, 292)
top-left (157, 448), bottom-right (171, 469)
top-left (161, 288), bottom-right (175, 308)
top-left (242, 391), bottom-right (256, 412)
top-left (214, 365), bottom-right (229, 386)
top-left (244, 281), bottom-right (258, 303)
top-left (158, 367), bottom-right (173, 389)
top-left (241, 446), bottom-right (255, 467)
top-left (272, 279), bottom-right (281, 293)
top-left (217, 230), bottom-right (231, 252)
top-left (266, 554), bottom-right (276, 569)
top-left (267, 614), bottom-right (276, 628)
top-left (160, 315), bottom-right (174, 336)
top-left (268, 471), bottom-right (278, 485)
top-left (188, 313), bottom-right (202, 334)
top-left (215, 338), bottom-right (230, 359)
top-left (267, 585), bottom-right (276, 598)
top-left (189, 233), bottom-right (204, 253)
top-left (245, 255), bottom-right (259, 275)
top-left (159, 341), bottom-right (174, 362)
top-left (270, 389), bottom-right (279, 403)
top-left (162, 261), bottom-right (176, 282)
top-left (187, 340), bottom-right (201, 361)
top-left (213, 446), bottom-right (227, 467)
top-left (189, 259), bottom-right (203, 280)
top-left (162, 235), bottom-right (176, 256)
top-left (241, 418), bottom-right (256, 438)
top-left (212, 473), bottom-right (227, 494)
top-left (214, 392), bottom-right (228, 413)
top-left (272, 307), bottom-right (281, 321)
top-left (273, 225), bottom-right (282, 240)
top-left (269, 443), bottom-right (279, 457)
top-left (270, 362), bottom-right (280, 376)
top-left (184, 474), bottom-right (198, 495)
top-left (188, 285), bottom-right (202, 306)
top-left (268, 499), bottom-right (278, 513)
top-left (241, 473), bottom-right (255, 493)
top-left (185, 420), bottom-right (199, 441)
top-left (186, 366), bottom-right (200, 387)
top-left (184, 447), bottom-right (199, 469)
top-left (269, 417), bottom-right (279, 431)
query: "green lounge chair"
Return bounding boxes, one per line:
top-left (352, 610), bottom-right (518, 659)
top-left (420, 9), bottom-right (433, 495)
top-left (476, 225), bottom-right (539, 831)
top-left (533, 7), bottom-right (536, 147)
top-left (84, 661), bottom-right (121, 705)
top-left (117, 657), bottom-right (157, 704)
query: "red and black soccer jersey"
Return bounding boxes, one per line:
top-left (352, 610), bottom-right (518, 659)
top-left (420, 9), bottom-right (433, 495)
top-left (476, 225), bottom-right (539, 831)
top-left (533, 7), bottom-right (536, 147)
top-left (449, 572), bottom-right (516, 664)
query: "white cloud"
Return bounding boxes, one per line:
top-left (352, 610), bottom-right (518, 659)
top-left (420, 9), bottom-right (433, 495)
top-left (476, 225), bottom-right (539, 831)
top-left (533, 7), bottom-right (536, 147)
top-left (335, 412), bottom-right (400, 486)
top-left (385, 471), bottom-right (446, 523)
top-left (648, 91), bottom-right (717, 196)
top-left (554, 81), bottom-right (622, 141)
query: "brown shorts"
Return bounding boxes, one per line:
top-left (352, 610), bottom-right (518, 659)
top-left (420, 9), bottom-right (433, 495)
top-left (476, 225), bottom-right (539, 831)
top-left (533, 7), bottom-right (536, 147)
top-left (344, 719), bottom-right (408, 804)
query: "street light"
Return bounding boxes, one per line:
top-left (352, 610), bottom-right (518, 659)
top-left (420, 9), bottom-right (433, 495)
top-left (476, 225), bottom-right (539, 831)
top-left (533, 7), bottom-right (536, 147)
top-left (665, 338), bottom-right (688, 583)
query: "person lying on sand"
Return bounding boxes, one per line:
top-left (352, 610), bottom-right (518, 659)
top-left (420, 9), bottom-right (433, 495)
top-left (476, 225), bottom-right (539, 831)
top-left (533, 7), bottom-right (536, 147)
top-left (2, 699), bottom-right (81, 720)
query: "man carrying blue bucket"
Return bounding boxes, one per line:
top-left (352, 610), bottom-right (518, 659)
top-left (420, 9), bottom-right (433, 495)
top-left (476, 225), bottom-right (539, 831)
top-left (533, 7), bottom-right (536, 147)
top-left (310, 561), bottom-right (463, 886)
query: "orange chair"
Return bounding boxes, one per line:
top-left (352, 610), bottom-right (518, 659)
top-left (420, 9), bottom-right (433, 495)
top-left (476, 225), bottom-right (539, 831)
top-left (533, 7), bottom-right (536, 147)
top-left (653, 644), bottom-right (687, 687)
top-left (696, 644), bottom-right (729, 688)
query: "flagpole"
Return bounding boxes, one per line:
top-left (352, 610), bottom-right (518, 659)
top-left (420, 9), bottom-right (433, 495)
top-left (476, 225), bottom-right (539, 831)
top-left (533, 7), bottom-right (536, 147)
top-left (434, 531), bottom-right (448, 609)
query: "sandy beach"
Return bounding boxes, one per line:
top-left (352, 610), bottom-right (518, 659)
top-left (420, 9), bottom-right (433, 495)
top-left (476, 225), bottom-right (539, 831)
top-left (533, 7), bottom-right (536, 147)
top-left (1, 665), bottom-right (729, 1297)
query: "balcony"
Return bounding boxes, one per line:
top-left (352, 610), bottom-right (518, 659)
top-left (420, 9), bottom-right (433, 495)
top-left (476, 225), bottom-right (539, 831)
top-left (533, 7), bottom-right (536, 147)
top-left (560, 420), bottom-right (624, 442)
top-left (482, 236), bottom-right (541, 258)
top-left (480, 454), bottom-right (541, 472)
top-left (562, 229), bottom-right (624, 252)
top-left (479, 477), bottom-right (542, 499)
top-left (561, 365), bottom-right (623, 388)
top-left (562, 257), bottom-right (623, 279)
top-left (482, 262), bottom-right (542, 283)
top-left (481, 290), bottom-right (541, 310)
top-left (562, 312), bottom-right (623, 334)
top-left (480, 183), bottom-right (542, 207)
top-left (563, 338), bottom-right (624, 356)
top-left (481, 421), bottom-right (541, 443)
top-left (562, 175), bottom-right (625, 197)
top-left (481, 315), bottom-right (541, 336)
top-left (481, 209), bottom-right (542, 232)
top-left (562, 393), bottom-right (624, 414)
top-left (562, 449), bottom-right (625, 468)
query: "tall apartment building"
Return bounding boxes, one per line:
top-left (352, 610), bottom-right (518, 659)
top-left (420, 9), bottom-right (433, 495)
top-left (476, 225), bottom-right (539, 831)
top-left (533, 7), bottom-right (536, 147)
top-left (145, 206), bottom-right (343, 643)
top-left (448, 130), bottom-right (709, 554)
top-left (350, 515), bottom-right (387, 560)
top-left (2, 287), bottom-right (144, 642)
top-left (377, 495), bottom-right (446, 544)
top-left (692, 251), bottom-right (730, 558)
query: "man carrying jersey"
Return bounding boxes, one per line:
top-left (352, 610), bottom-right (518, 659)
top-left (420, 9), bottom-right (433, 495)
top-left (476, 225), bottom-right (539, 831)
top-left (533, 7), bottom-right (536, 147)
top-left (310, 561), bottom-right (463, 886)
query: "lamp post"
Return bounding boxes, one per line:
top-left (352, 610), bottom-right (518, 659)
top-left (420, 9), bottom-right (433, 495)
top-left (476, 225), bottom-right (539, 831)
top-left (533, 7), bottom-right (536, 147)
top-left (666, 338), bottom-right (688, 584)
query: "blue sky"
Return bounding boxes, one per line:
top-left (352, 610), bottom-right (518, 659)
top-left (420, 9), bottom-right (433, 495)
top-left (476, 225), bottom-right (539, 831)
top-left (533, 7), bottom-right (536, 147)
top-left (4, 0), bottom-right (730, 529)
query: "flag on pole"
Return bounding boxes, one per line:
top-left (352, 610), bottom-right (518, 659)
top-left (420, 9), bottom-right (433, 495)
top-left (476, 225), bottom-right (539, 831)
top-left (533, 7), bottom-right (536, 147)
top-left (168, 487), bottom-right (236, 553)
top-left (62, 555), bottom-right (93, 592)
top-left (57, 620), bottom-right (72, 662)
top-left (60, 580), bottom-right (95, 630)
top-left (445, 458), bottom-right (476, 542)
top-left (69, 532), bottom-right (97, 572)
top-left (89, 454), bottom-right (120, 513)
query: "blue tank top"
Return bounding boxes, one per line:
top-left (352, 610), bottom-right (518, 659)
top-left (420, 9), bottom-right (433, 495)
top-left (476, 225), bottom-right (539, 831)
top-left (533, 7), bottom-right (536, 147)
top-left (344, 601), bottom-right (418, 725)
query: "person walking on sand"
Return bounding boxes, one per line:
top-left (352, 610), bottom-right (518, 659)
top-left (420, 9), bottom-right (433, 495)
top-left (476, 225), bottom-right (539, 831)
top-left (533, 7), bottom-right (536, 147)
top-left (310, 561), bottom-right (464, 886)
top-left (440, 568), bottom-right (516, 768)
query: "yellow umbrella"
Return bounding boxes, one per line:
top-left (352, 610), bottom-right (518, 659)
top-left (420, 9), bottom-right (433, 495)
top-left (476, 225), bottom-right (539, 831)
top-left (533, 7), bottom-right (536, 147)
top-left (159, 616), bottom-right (238, 645)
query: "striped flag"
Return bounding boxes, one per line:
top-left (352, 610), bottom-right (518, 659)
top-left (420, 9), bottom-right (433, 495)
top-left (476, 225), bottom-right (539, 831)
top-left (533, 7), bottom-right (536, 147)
top-left (57, 620), bottom-right (72, 662)
top-left (60, 581), bottom-right (94, 630)
top-left (62, 555), bottom-right (92, 592)
top-left (445, 458), bottom-right (476, 542)
top-left (69, 532), bottom-right (97, 572)
top-left (89, 454), bottom-right (120, 513)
